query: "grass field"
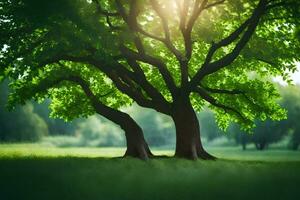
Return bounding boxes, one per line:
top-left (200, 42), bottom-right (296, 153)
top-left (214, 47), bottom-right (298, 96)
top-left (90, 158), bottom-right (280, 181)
top-left (1, 144), bottom-right (300, 200)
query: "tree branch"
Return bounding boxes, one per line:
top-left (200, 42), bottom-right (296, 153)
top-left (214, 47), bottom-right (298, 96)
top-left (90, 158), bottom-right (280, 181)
top-left (92, 0), bottom-right (120, 16)
top-left (125, 58), bottom-right (171, 107)
top-left (92, 0), bottom-right (122, 31)
top-left (120, 45), bottom-right (178, 98)
top-left (190, 0), bottom-right (268, 88)
top-left (26, 70), bottom-right (144, 131)
top-left (200, 84), bottom-right (271, 114)
top-left (193, 87), bottom-right (248, 122)
top-left (201, 85), bottom-right (245, 95)
top-left (149, 0), bottom-right (183, 60)
top-left (204, 0), bottom-right (225, 9)
top-left (40, 52), bottom-right (172, 114)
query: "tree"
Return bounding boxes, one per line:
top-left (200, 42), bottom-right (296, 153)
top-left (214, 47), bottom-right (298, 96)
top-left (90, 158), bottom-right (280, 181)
top-left (0, 2), bottom-right (154, 160)
top-left (0, 81), bottom-right (48, 141)
top-left (252, 120), bottom-right (286, 150)
top-left (229, 120), bottom-right (286, 151)
top-left (1, 0), bottom-right (299, 159)
top-left (230, 120), bottom-right (286, 150)
top-left (279, 85), bottom-right (300, 150)
top-left (230, 85), bottom-right (300, 151)
top-left (228, 123), bottom-right (252, 150)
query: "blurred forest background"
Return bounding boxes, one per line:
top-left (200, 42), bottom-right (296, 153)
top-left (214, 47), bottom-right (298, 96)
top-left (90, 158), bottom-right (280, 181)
top-left (1, 80), bottom-right (300, 151)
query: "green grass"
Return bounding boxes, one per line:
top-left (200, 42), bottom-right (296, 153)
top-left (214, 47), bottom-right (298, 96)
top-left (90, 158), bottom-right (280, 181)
top-left (1, 144), bottom-right (300, 200)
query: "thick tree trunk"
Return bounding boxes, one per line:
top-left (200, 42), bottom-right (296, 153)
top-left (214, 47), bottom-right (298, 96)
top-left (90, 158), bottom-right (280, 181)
top-left (171, 98), bottom-right (215, 160)
top-left (93, 103), bottom-right (152, 160)
top-left (121, 116), bottom-right (153, 160)
top-left (69, 77), bottom-right (152, 160)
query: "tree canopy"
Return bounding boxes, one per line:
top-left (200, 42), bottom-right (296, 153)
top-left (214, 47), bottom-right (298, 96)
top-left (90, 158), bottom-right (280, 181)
top-left (1, 0), bottom-right (299, 159)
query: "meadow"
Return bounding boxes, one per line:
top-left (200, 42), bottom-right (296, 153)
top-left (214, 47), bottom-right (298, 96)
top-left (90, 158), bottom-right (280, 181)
top-left (0, 144), bottom-right (300, 200)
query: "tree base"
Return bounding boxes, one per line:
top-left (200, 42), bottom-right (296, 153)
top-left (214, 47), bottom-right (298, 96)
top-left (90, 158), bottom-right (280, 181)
top-left (123, 143), bottom-right (153, 160)
top-left (198, 150), bottom-right (216, 160)
top-left (174, 146), bottom-right (216, 160)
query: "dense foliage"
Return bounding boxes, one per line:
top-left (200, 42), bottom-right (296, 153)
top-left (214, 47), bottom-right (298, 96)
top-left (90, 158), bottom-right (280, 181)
top-left (1, 0), bottom-right (299, 159)
top-left (1, 0), bottom-right (298, 127)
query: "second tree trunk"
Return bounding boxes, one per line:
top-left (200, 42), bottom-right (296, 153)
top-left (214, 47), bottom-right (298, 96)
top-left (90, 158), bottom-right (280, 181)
top-left (172, 98), bottom-right (215, 160)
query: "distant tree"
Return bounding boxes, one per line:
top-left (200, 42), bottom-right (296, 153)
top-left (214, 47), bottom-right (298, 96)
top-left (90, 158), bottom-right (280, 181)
top-left (199, 109), bottom-right (223, 142)
top-left (75, 115), bottom-right (125, 147)
top-left (1, 0), bottom-right (299, 159)
top-left (229, 120), bottom-right (285, 150)
top-left (229, 85), bottom-right (300, 151)
top-left (291, 131), bottom-right (300, 150)
top-left (252, 120), bottom-right (285, 150)
top-left (228, 123), bottom-right (252, 150)
top-left (33, 100), bottom-right (78, 136)
top-left (279, 85), bottom-right (300, 150)
top-left (0, 81), bottom-right (48, 141)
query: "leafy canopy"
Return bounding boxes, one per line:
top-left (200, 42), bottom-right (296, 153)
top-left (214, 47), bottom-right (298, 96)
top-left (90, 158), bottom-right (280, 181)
top-left (0, 0), bottom-right (299, 129)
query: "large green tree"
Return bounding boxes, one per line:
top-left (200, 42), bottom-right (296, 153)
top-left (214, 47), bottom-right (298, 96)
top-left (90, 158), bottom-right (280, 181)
top-left (0, 0), bottom-right (153, 159)
top-left (1, 0), bottom-right (299, 159)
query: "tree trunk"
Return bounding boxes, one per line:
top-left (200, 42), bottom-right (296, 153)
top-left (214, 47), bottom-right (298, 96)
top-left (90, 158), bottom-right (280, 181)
top-left (241, 135), bottom-right (247, 150)
top-left (122, 116), bottom-right (153, 160)
top-left (93, 103), bottom-right (152, 160)
top-left (242, 143), bottom-right (246, 151)
top-left (69, 77), bottom-right (152, 160)
top-left (255, 142), bottom-right (266, 150)
top-left (292, 142), bottom-right (299, 151)
top-left (171, 98), bottom-right (215, 160)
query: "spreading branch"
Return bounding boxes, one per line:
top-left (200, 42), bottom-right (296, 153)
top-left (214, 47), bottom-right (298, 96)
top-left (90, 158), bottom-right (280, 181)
top-left (201, 85), bottom-right (245, 95)
top-left (190, 0), bottom-right (269, 88)
top-left (39, 52), bottom-right (172, 114)
top-left (92, 0), bottom-right (122, 31)
top-left (204, 0), bottom-right (225, 9)
top-left (27, 71), bottom-right (141, 128)
top-left (194, 87), bottom-right (248, 122)
top-left (149, 0), bottom-right (183, 60)
top-left (120, 45), bottom-right (178, 98)
top-left (201, 85), bottom-right (271, 114)
top-left (125, 58), bottom-right (171, 108)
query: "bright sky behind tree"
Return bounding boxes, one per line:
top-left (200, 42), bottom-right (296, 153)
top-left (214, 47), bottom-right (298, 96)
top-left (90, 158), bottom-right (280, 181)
top-left (274, 63), bottom-right (300, 85)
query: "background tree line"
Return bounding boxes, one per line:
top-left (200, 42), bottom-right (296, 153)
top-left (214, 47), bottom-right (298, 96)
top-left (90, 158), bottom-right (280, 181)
top-left (1, 80), bottom-right (299, 150)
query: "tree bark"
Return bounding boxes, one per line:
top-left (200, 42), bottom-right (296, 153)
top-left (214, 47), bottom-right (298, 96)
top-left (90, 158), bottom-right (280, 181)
top-left (93, 103), bottom-right (153, 160)
top-left (171, 97), bottom-right (215, 160)
top-left (121, 115), bottom-right (153, 160)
